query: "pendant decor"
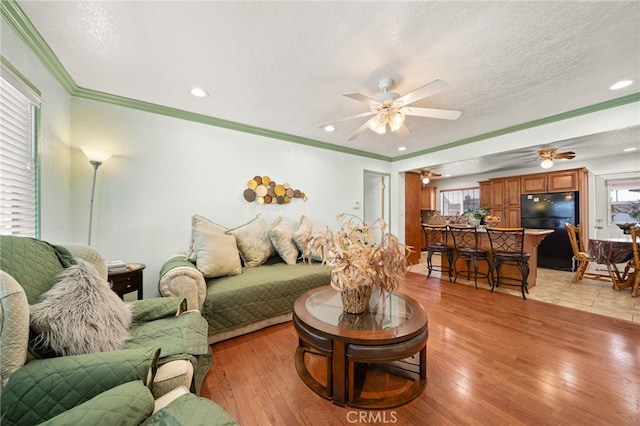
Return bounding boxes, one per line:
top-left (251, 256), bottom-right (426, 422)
top-left (243, 175), bottom-right (307, 205)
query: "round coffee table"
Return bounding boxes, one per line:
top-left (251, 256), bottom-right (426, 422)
top-left (293, 286), bottom-right (428, 409)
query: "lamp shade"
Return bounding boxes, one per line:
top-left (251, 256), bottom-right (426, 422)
top-left (540, 158), bottom-right (554, 169)
top-left (81, 146), bottom-right (113, 164)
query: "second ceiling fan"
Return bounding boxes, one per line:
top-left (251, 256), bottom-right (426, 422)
top-left (322, 78), bottom-right (462, 141)
top-left (538, 148), bottom-right (576, 169)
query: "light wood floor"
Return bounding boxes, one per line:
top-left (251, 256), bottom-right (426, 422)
top-left (410, 252), bottom-right (640, 322)
top-left (201, 272), bottom-right (640, 425)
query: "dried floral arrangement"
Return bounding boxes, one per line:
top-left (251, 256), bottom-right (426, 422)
top-left (305, 213), bottom-right (410, 293)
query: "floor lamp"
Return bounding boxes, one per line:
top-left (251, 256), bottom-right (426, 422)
top-left (81, 146), bottom-right (112, 245)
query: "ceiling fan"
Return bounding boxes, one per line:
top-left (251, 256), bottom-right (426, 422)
top-left (421, 169), bottom-right (441, 185)
top-left (538, 148), bottom-right (576, 169)
top-left (321, 78), bottom-right (462, 141)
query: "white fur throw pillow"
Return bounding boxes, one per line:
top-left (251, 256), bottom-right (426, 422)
top-left (30, 260), bottom-right (132, 356)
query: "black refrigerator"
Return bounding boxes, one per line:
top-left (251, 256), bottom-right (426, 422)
top-left (520, 192), bottom-right (579, 271)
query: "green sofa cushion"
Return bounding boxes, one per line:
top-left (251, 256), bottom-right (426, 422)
top-left (0, 348), bottom-right (158, 425)
top-left (202, 260), bottom-right (330, 334)
top-left (38, 381), bottom-right (154, 426)
top-left (143, 393), bottom-right (238, 426)
top-left (0, 236), bottom-right (70, 304)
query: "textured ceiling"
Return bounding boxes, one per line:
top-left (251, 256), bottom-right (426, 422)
top-left (14, 0), bottom-right (640, 170)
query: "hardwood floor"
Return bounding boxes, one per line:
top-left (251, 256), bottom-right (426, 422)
top-left (201, 272), bottom-right (640, 425)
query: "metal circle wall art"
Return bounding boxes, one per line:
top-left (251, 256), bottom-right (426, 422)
top-left (243, 175), bottom-right (307, 204)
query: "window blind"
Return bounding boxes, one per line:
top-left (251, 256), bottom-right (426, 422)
top-left (0, 69), bottom-right (41, 237)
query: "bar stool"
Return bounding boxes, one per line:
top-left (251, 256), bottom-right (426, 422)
top-left (448, 225), bottom-right (490, 289)
top-left (421, 224), bottom-right (453, 281)
top-left (486, 227), bottom-right (531, 299)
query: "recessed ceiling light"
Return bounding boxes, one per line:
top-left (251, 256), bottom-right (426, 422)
top-left (609, 80), bottom-right (633, 90)
top-left (324, 125), bottom-right (335, 132)
top-left (623, 147), bottom-right (637, 152)
top-left (190, 87), bottom-right (209, 97)
top-left (444, 174), bottom-right (452, 177)
top-left (398, 146), bottom-right (407, 151)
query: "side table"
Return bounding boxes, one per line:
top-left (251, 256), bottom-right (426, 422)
top-left (107, 263), bottom-right (145, 300)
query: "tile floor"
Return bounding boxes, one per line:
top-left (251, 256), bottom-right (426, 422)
top-left (410, 252), bottom-right (640, 323)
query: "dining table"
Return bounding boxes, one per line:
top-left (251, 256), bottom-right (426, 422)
top-left (588, 237), bottom-right (638, 297)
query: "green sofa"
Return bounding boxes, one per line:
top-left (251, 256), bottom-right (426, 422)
top-left (0, 235), bottom-right (237, 425)
top-left (160, 255), bottom-right (331, 343)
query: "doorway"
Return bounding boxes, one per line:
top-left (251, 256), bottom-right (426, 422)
top-left (363, 170), bottom-right (391, 240)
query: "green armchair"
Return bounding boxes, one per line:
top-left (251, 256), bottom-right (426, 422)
top-left (0, 236), bottom-right (236, 425)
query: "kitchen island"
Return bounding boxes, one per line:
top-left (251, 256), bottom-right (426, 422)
top-left (434, 227), bottom-right (554, 288)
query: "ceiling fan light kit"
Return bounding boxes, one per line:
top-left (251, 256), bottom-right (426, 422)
top-left (537, 148), bottom-right (576, 169)
top-left (540, 158), bottom-right (554, 169)
top-left (323, 78), bottom-right (462, 140)
top-left (421, 169), bottom-right (441, 185)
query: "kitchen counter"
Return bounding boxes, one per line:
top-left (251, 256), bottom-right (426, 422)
top-left (437, 227), bottom-right (554, 288)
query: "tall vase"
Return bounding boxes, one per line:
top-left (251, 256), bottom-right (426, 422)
top-left (339, 284), bottom-right (372, 314)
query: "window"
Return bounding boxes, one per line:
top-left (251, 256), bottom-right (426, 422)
top-left (608, 178), bottom-right (640, 224)
top-left (0, 64), bottom-right (41, 237)
top-left (440, 187), bottom-right (480, 216)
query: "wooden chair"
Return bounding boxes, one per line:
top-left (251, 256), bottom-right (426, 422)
top-left (486, 227), bottom-right (530, 299)
top-left (448, 225), bottom-right (490, 289)
top-left (565, 223), bottom-right (611, 283)
top-left (629, 226), bottom-right (639, 298)
top-left (421, 224), bottom-right (453, 281)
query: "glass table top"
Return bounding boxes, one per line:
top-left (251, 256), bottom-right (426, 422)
top-left (305, 287), bottom-right (413, 331)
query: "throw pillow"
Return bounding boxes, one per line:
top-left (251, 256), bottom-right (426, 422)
top-left (226, 214), bottom-right (275, 267)
top-left (186, 214), bottom-right (227, 262)
top-left (193, 227), bottom-right (242, 277)
top-left (292, 215), bottom-right (313, 252)
top-left (269, 217), bottom-right (299, 265)
top-left (29, 260), bottom-right (132, 356)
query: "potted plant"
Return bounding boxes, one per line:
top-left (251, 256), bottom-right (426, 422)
top-left (464, 206), bottom-right (491, 226)
top-left (304, 214), bottom-right (410, 314)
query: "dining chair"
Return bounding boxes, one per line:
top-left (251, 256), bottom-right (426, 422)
top-left (448, 225), bottom-right (490, 289)
top-left (629, 226), bottom-right (639, 298)
top-left (486, 227), bottom-right (530, 299)
top-left (422, 224), bottom-right (453, 281)
top-left (565, 222), bottom-right (611, 283)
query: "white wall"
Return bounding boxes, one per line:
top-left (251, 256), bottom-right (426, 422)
top-left (69, 98), bottom-right (390, 297)
top-left (1, 17), bottom-right (72, 242)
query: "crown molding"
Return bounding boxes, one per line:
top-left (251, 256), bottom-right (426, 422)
top-left (391, 92), bottom-right (640, 162)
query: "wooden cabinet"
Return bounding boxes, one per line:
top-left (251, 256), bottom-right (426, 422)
top-left (477, 167), bottom-right (587, 231)
top-left (521, 174), bottom-right (548, 194)
top-left (548, 169), bottom-right (581, 192)
top-left (405, 172), bottom-right (422, 265)
top-left (521, 169), bottom-right (582, 193)
top-left (479, 181), bottom-right (491, 207)
top-left (421, 186), bottom-right (437, 210)
top-left (488, 177), bottom-right (521, 227)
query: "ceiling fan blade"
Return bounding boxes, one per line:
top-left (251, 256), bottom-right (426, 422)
top-left (396, 79), bottom-right (450, 107)
top-left (431, 172), bottom-right (442, 177)
top-left (343, 92), bottom-right (379, 106)
top-left (318, 111), bottom-right (375, 128)
top-left (395, 123), bottom-right (411, 138)
top-left (400, 107), bottom-right (462, 120)
top-left (347, 119), bottom-right (374, 141)
top-left (556, 151), bottom-right (576, 159)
